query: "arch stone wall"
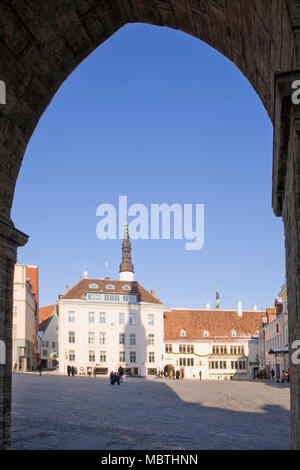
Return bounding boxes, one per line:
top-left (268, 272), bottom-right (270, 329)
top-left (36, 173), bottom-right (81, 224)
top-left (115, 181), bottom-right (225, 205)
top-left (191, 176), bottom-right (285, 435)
top-left (0, 0), bottom-right (300, 449)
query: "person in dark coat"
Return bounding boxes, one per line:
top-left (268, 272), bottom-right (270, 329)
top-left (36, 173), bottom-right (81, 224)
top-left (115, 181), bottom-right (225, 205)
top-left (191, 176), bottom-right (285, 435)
top-left (67, 365), bottom-right (71, 376)
top-left (110, 371), bottom-right (115, 385)
top-left (118, 366), bottom-right (124, 383)
top-left (271, 369), bottom-right (275, 380)
top-left (38, 361), bottom-right (43, 376)
top-left (71, 366), bottom-right (75, 376)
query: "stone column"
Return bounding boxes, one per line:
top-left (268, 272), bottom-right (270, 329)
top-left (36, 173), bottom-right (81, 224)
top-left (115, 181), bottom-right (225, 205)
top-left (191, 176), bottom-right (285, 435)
top-left (273, 70), bottom-right (300, 450)
top-left (0, 218), bottom-right (28, 449)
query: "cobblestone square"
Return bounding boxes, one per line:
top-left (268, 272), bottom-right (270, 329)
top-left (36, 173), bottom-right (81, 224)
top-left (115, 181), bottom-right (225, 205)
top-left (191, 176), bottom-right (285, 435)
top-left (11, 374), bottom-right (291, 450)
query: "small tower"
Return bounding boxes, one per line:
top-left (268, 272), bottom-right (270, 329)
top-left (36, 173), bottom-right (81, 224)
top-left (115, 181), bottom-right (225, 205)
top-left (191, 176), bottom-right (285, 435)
top-left (216, 278), bottom-right (220, 309)
top-left (119, 217), bottom-right (134, 281)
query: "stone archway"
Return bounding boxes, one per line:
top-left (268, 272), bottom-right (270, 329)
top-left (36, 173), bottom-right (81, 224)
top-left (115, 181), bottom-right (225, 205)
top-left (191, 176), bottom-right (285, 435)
top-left (0, 0), bottom-right (300, 449)
top-left (164, 364), bottom-right (175, 377)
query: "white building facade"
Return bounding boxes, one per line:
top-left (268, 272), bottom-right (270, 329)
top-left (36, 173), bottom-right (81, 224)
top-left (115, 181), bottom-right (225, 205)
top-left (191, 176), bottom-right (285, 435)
top-left (163, 308), bottom-right (263, 380)
top-left (57, 232), bottom-right (165, 376)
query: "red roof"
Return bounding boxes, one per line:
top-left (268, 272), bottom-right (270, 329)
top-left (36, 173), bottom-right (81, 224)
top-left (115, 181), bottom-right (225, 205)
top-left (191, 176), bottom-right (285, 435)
top-left (60, 278), bottom-right (162, 304)
top-left (26, 266), bottom-right (38, 304)
top-left (39, 305), bottom-right (55, 324)
top-left (164, 309), bottom-right (265, 340)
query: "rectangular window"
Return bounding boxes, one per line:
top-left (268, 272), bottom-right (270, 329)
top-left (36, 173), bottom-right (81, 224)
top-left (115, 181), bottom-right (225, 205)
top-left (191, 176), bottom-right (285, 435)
top-left (129, 313), bottom-right (136, 325)
top-left (88, 332), bottom-right (95, 345)
top-left (130, 333), bottom-right (136, 345)
top-left (12, 324), bottom-right (17, 338)
top-left (238, 346), bottom-right (245, 355)
top-left (149, 352), bottom-right (155, 363)
top-left (148, 314), bottom-right (154, 325)
top-left (13, 306), bottom-right (17, 317)
top-left (230, 346), bottom-right (237, 355)
top-left (148, 334), bottom-right (154, 345)
top-left (99, 351), bottom-right (106, 363)
top-left (119, 313), bottom-right (125, 325)
top-left (89, 350), bottom-right (95, 362)
top-left (99, 313), bottom-right (106, 324)
top-left (119, 351), bottom-right (125, 362)
top-left (68, 311), bottom-right (75, 323)
top-left (69, 331), bottom-right (75, 343)
top-left (13, 289), bottom-right (18, 300)
top-left (119, 333), bottom-right (125, 345)
top-left (69, 350), bottom-right (75, 361)
top-left (52, 342), bottom-right (55, 348)
top-left (99, 332), bottom-right (106, 345)
top-left (165, 344), bottom-right (172, 353)
top-left (88, 312), bottom-right (95, 324)
top-left (42, 349), bottom-right (48, 357)
top-left (130, 351), bottom-right (136, 363)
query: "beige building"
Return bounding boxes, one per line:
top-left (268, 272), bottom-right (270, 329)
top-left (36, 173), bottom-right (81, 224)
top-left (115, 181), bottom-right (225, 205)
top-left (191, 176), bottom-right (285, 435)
top-left (259, 283), bottom-right (289, 378)
top-left (12, 264), bottom-right (39, 372)
top-left (57, 230), bottom-right (165, 377)
top-left (163, 306), bottom-right (264, 380)
top-left (38, 305), bottom-right (58, 369)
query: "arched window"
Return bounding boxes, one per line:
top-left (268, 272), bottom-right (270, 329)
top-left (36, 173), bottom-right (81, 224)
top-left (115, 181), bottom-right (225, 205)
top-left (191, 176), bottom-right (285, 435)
top-left (180, 329), bottom-right (186, 337)
top-left (122, 285), bottom-right (131, 291)
top-left (203, 330), bottom-right (209, 337)
top-left (106, 284), bottom-right (115, 290)
top-left (88, 283), bottom-right (98, 289)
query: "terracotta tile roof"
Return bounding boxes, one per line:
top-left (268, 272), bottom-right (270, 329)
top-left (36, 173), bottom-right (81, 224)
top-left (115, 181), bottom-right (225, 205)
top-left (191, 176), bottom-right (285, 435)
top-left (38, 317), bottom-right (51, 333)
top-left (164, 309), bottom-right (265, 340)
top-left (26, 266), bottom-right (38, 303)
top-left (60, 279), bottom-right (163, 304)
top-left (39, 305), bottom-right (55, 323)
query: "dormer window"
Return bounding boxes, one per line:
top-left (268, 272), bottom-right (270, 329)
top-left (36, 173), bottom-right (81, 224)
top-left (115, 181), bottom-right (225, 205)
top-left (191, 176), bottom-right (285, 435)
top-left (203, 330), bottom-right (209, 337)
top-left (106, 284), bottom-right (115, 290)
top-left (88, 283), bottom-right (98, 289)
top-left (122, 285), bottom-right (131, 291)
top-left (180, 329), bottom-right (186, 337)
top-left (231, 330), bottom-right (237, 337)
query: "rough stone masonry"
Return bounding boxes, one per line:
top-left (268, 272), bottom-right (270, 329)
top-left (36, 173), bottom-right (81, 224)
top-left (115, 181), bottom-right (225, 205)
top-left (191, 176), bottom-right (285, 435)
top-left (0, 0), bottom-right (300, 449)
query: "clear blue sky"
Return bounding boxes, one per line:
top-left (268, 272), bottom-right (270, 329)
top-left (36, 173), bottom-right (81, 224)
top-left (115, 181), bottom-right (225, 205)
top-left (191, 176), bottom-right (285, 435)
top-left (12, 24), bottom-right (285, 311)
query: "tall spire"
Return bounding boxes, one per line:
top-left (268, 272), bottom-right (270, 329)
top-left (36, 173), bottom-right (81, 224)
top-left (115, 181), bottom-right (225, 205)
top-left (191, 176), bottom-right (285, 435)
top-left (119, 216), bottom-right (134, 281)
top-left (216, 278), bottom-right (220, 309)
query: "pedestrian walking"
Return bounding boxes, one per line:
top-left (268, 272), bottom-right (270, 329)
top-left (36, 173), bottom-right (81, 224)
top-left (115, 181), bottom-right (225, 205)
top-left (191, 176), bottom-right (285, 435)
top-left (287, 367), bottom-right (290, 383)
top-left (71, 366), bottom-right (75, 376)
top-left (118, 366), bottom-right (124, 383)
top-left (271, 369), bottom-right (275, 380)
top-left (281, 370), bottom-right (285, 383)
top-left (67, 365), bottom-right (71, 376)
top-left (38, 361), bottom-right (43, 377)
top-left (276, 370), bottom-right (280, 383)
top-left (87, 367), bottom-right (92, 377)
top-left (93, 367), bottom-right (96, 378)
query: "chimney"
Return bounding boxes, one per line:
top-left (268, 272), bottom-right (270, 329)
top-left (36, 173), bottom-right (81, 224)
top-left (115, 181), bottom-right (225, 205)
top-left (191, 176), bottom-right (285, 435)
top-left (151, 290), bottom-right (156, 297)
top-left (83, 270), bottom-right (88, 279)
top-left (65, 285), bottom-right (69, 293)
top-left (253, 305), bottom-right (257, 311)
top-left (205, 302), bottom-right (211, 310)
top-left (237, 300), bottom-right (243, 317)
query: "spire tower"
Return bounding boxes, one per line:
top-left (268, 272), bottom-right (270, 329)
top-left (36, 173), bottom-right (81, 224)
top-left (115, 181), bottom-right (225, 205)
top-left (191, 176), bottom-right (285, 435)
top-left (119, 216), bottom-right (134, 281)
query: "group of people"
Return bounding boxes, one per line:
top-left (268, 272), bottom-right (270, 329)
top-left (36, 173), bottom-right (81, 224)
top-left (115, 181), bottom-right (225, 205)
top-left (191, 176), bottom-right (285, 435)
top-left (110, 366), bottom-right (124, 385)
top-left (271, 367), bottom-right (290, 383)
top-left (67, 365), bottom-right (76, 376)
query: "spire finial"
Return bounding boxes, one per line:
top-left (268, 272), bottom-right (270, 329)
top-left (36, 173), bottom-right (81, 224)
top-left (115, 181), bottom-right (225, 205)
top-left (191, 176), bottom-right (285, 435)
top-left (216, 278), bottom-right (220, 309)
top-left (123, 210), bottom-right (129, 239)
